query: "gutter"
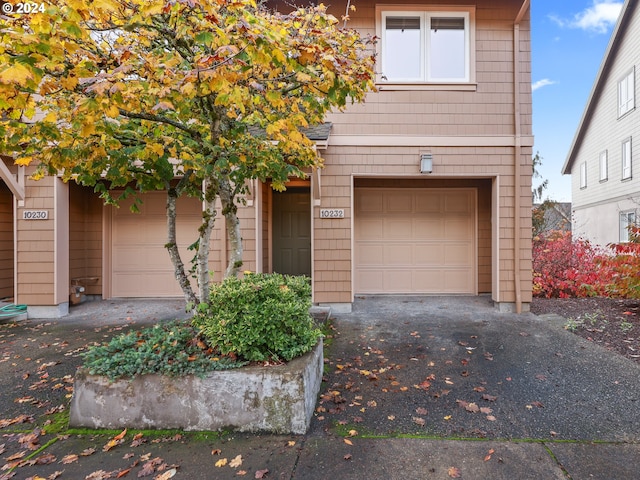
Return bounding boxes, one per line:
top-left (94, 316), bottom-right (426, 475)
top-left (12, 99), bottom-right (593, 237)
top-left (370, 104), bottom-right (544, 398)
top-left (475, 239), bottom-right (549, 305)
top-left (512, 0), bottom-right (529, 314)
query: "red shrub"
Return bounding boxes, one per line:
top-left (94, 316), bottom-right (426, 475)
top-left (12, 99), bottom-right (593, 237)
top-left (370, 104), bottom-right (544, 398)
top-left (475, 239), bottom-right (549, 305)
top-left (533, 228), bottom-right (640, 299)
top-left (532, 231), bottom-right (608, 298)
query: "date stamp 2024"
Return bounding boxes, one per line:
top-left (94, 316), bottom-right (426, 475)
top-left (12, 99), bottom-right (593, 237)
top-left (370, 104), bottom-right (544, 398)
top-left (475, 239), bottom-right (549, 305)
top-left (2, 2), bottom-right (46, 15)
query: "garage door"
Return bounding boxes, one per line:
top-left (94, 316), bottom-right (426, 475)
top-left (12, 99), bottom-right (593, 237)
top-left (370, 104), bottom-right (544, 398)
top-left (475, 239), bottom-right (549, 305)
top-left (355, 188), bottom-right (476, 294)
top-left (111, 192), bottom-right (203, 297)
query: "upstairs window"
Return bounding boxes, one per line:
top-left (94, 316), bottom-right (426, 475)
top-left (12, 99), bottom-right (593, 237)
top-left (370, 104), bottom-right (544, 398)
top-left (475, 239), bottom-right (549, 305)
top-left (599, 150), bottom-right (608, 182)
top-left (380, 9), bottom-right (472, 83)
top-left (618, 68), bottom-right (635, 117)
top-left (622, 137), bottom-right (632, 180)
top-left (580, 161), bottom-right (587, 189)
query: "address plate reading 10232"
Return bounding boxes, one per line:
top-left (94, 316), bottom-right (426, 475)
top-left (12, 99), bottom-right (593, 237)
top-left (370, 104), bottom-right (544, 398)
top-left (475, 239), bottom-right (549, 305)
top-left (319, 209), bottom-right (344, 219)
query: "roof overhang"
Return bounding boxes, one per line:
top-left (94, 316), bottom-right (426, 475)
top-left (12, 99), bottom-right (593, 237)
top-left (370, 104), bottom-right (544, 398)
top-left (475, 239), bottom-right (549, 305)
top-left (0, 156), bottom-right (24, 200)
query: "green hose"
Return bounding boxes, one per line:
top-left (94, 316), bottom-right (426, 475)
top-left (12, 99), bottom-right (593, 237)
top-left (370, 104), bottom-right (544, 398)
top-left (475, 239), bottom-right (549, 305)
top-left (0, 303), bottom-right (27, 318)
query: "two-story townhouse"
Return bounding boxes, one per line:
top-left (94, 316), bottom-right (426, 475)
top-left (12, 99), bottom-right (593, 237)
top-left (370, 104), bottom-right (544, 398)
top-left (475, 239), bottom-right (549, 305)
top-left (563, 0), bottom-right (639, 245)
top-left (0, 0), bottom-right (533, 317)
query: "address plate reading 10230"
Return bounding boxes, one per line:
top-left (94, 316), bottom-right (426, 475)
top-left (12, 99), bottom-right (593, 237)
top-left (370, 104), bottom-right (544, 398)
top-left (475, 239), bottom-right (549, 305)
top-left (319, 209), bottom-right (344, 219)
top-left (22, 210), bottom-right (48, 220)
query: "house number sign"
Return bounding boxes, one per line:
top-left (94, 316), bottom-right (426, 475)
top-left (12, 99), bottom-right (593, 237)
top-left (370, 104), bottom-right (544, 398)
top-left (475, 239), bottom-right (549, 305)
top-left (319, 209), bottom-right (344, 219)
top-left (22, 210), bottom-right (48, 220)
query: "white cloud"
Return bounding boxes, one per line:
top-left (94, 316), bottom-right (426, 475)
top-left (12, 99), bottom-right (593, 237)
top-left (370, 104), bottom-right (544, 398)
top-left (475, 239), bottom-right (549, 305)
top-left (549, 1), bottom-right (623, 34)
top-left (532, 79), bottom-right (556, 92)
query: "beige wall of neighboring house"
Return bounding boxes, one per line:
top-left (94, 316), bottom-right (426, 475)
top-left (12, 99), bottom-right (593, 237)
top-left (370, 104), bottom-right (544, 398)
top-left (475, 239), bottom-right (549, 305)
top-left (564, 0), bottom-right (640, 245)
top-left (6, 0), bottom-right (533, 316)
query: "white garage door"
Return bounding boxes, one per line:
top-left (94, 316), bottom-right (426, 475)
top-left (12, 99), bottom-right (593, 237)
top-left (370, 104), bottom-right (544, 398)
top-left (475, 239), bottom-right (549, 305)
top-left (355, 188), bottom-right (477, 294)
top-left (110, 192), bottom-right (203, 297)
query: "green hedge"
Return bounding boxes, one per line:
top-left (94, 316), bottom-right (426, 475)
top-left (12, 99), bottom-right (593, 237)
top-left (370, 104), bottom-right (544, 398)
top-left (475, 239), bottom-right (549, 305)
top-left (192, 273), bottom-right (322, 362)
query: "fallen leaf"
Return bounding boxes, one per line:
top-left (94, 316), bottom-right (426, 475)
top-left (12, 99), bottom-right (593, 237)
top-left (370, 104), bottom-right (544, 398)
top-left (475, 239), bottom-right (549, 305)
top-left (387, 415), bottom-right (396, 421)
top-left (480, 407), bottom-right (492, 414)
top-left (154, 469), bottom-right (177, 480)
top-left (530, 401), bottom-right (544, 408)
top-left (287, 441), bottom-right (296, 447)
top-left (416, 407), bottom-right (428, 415)
top-left (215, 458), bottom-right (228, 467)
top-left (255, 468), bottom-right (269, 478)
top-left (486, 415), bottom-right (497, 421)
top-left (413, 417), bottom-right (426, 426)
top-left (61, 454), bottom-right (78, 464)
top-left (81, 448), bottom-right (96, 456)
top-left (465, 403), bottom-right (480, 413)
top-left (236, 470), bottom-right (247, 476)
top-left (229, 455), bottom-right (243, 468)
top-left (482, 394), bottom-right (498, 402)
top-left (444, 415), bottom-right (452, 421)
top-left (535, 374), bottom-right (547, 381)
top-left (348, 430), bottom-right (358, 437)
top-left (343, 453), bottom-right (352, 460)
top-left (448, 466), bottom-right (462, 478)
top-left (344, 439), bottom-right (353, 446)
top-left (484, 448), bottom-right (495, 461)
top-left (212, 449), bottom-right (222, 455)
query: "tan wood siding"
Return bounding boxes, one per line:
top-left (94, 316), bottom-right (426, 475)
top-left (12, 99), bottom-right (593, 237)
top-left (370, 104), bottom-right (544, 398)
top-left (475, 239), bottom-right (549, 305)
top-left (0, 182), bottom-right (13, 299)
top-left (16, 175), bottom-right (56, 305)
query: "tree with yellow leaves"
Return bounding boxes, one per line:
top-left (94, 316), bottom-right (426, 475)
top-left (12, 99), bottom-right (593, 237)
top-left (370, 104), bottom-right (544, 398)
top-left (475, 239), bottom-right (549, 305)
top-left (0, 0), bottom-right (375, 305)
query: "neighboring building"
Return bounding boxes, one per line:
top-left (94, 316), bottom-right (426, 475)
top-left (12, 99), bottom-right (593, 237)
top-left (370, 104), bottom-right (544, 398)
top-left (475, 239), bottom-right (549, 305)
top-left (533, 202), bottom-right (572, 236)
top-left (563, 0), bottom-right (639, 245)
top-left (0, 0), bottom-right (533, 317)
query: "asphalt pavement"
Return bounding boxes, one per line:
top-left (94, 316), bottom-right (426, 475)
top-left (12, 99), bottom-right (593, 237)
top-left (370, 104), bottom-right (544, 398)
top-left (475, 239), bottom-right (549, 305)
top-left (1, 295), bottom-right (639, 479)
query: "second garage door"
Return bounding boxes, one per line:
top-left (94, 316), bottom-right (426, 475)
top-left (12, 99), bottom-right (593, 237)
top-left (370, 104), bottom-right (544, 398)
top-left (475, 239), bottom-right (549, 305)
top-left (110, 192), bottom-right (204, 297)
top-left (354, 188), bottom-right (477, 294)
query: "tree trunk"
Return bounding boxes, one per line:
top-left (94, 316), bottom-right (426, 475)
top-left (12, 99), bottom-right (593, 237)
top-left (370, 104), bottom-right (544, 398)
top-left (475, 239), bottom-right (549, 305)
top-left (166, 188), bottom-right (198, 307)
top-left (196, 177), bottom-right (218, 305)
top-left (219, 178), bottom-right (243, 278)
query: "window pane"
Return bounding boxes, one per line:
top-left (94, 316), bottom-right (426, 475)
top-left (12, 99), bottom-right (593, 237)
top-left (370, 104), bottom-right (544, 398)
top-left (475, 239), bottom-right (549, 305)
top-left (429, 16), bottom-right (466, 80)
top-left (384, 16), bottom-right (421, 81)
top-left (623, 139), bottom-right (632, 179)
top-left (599, 151), bottom-right (608, 181)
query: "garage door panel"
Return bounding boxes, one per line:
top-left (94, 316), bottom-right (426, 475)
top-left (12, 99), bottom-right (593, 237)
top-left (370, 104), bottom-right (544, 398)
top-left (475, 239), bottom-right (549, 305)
top-left (444, 243), bottom-right (473, 265)
top-left (444, 193), bottom-right (472, 213)
top-left (355, 188), bottom-right (476, 295)
top-left (414, 218), bottom-right (444, 239)
top-left (356, 269), bottom-right (385, 291)
top-left (386, 193), bottom-right (412, 212)
top-left (383, 243), bottom-right (413, 264)
top-left (357, 192), bottom-right (384, 213)
top-left (385, 218), bottom-right (412, 238)
top-left (359, 218), bottom-right (384, 237)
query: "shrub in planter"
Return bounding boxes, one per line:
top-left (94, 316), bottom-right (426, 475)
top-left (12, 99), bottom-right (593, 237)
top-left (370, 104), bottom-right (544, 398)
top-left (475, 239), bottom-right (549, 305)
top-left (192, 273), bottom-right (322, 363)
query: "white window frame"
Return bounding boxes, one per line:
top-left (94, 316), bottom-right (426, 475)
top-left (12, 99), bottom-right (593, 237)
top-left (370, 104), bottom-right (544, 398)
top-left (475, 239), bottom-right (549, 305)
top-left (580, 161), bottom-right (587, 189)
top-left (620, 211), bottom-right (636, 243)
top-left (599, 150), bottom-right (608, 182)
top-left (618, 67), bottom-right (635, 118)
top-left (622, 137), bottom-right (632, 180)
top-left (377, 6), bottom-right (475, 85)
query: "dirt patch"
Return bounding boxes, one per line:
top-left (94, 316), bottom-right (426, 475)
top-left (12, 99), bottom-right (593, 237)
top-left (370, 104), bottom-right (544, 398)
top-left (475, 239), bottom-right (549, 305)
top-left (531, 297), bottom-right (640, 364)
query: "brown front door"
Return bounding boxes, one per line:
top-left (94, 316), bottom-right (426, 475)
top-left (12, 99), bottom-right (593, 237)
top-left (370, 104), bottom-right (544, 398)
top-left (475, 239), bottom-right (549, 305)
top-left (272, 188), bottom-right (311, 276)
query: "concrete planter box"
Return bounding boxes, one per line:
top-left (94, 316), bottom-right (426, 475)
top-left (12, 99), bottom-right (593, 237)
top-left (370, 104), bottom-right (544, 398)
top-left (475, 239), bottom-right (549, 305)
top-left (69, 339), bottom-right (323, 434)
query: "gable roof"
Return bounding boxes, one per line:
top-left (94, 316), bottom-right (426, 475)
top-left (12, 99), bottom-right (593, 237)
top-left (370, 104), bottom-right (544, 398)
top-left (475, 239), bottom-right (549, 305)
top-left (562, 0), bottom-right (635, 175)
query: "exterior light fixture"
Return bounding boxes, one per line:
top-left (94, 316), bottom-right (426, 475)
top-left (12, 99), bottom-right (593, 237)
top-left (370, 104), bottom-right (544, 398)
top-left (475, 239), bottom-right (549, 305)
top-left (420, 153), bottom-right (433, 173)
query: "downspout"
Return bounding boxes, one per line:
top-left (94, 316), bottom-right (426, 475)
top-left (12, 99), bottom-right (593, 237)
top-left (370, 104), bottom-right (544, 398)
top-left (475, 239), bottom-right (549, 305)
top-left (512, 0), bottom-right (529, 314)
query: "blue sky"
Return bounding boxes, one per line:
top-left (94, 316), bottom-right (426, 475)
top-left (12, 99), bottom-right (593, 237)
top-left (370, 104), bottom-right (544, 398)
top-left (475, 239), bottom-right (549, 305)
top-left (532, 0), bottom-right (624, 201)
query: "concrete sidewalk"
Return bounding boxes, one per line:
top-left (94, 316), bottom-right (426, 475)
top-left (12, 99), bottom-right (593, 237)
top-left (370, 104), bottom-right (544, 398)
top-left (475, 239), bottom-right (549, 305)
top-left (1, 296), bottom-right (639, 479)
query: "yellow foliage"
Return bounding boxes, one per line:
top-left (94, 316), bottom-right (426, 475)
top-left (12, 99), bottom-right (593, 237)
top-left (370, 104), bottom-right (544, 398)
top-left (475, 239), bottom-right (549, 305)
top-left (0, 63), bottom-right (35, 86)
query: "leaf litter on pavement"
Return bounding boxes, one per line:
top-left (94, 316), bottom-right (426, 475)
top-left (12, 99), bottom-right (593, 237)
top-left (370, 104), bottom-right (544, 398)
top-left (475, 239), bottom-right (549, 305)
top-left (317, 320), bottom-right (546, 439)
